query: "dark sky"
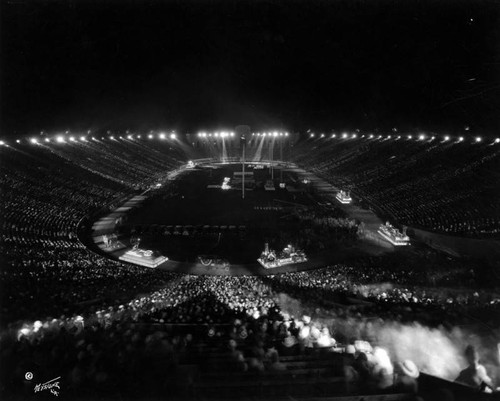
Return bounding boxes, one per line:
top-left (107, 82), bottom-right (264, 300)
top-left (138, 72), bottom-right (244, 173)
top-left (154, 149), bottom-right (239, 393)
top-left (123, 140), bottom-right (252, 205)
top-left (1, 0), bottom-right (499, 137)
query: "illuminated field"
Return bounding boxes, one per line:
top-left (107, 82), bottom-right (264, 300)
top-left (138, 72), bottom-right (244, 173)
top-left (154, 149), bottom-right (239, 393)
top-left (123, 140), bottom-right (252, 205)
top-left (118, 163), bottom-right (355, 264)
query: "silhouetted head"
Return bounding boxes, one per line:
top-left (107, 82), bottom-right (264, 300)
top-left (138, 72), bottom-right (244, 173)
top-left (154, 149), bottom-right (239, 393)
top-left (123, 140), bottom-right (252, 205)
top-left (465, 345), bottom-right (479, 365)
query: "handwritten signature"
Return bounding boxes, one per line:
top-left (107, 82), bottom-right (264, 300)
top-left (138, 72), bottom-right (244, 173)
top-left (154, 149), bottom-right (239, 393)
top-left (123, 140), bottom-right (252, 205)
top-left (34, 376), bottom-right (61, 397)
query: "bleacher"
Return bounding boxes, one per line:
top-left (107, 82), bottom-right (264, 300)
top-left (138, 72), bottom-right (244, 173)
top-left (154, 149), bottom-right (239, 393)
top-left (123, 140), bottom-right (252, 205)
top-left (291, 137), bottom-right (500, 237)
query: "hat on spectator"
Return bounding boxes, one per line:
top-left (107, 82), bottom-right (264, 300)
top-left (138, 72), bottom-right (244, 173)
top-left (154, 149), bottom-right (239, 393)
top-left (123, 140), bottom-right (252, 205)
top-left (399, 360), bottom-right (419, 378)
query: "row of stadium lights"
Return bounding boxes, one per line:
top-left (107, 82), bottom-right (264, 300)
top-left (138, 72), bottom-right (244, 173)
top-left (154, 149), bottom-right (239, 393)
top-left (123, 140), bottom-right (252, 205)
top-left (1, 132), bottom-right (499, 146)
top-left (0, 132), bottom-right (179, 146)
top-left (251, 132), bottom-right (289, 137)
top-left (197, 131), bottom-right (289, 137)
top-left (308, 132), bottom-right (500, 144)
top-left (0, 131), bottom-right (290, 146)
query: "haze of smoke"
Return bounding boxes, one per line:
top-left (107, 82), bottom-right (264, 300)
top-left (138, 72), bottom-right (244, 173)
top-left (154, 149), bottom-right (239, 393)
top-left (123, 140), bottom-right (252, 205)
top-left (276, 292), bottom-right (499, 381)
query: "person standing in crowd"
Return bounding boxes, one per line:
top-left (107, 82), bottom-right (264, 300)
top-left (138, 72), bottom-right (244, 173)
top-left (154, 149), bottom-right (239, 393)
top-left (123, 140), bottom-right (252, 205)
top-left (455, 345), bottom-right (498, 392)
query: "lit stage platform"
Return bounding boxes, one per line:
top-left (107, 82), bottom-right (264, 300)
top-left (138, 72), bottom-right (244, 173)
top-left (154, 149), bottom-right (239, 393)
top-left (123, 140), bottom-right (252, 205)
top-left (336, 190), bottom-right (352, 204)
top-left (257, 243), bottom-right (307, 269)
top-left (119, 248), bottom-right (168, 268)
top-left (378, 222), bottom-right (410, 246)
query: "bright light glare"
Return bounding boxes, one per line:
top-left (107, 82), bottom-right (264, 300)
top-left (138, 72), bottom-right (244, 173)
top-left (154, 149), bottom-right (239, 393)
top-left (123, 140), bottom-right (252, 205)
top-left (170, 133), bottom-right (176, 139)
top-left (80, 136), bottom-right (86, 141)
top-left (127, 135), bottom-right (132, 139)
top-left (159, 133), bottom-right (165, 139)
top-left (408, 135), bottom-right (412, 139)
top-left (444, 136), bottom-right (450, 141)
top-left (16, 139), bottom-right (21, 143)
top-left (419, 134), bottom-right (425, 140)
top-left (458, 137), bottom-right (464, 142)
top-left (148, 134), bottom-right (153, 139)
top-left (30, 138), bottom-right (38, 144)
top-left (273, 132), bottom-right (278, 137)
top-left (495, 138), bottom-right (500, 144)
top-left (0, 141), bottom-right (5, 146)
top-left (369, 134), bottom-right (374, 139)
top-left (45, 138), bottom-right (50, 143)
top-left (475, 137), bottom-right (482, 142)
top-left (110, 136), bottom-right (114, 140)
top-left (70, 136), bottom-right (76, 142)
top-left (56, 136), bottom-right (64, 143)
top-left (342, 133), bottom-right (348, 139)
top-left (285, 132), bottom-right (289, 136)
top-left (352, 134), bottom-right (357, 138)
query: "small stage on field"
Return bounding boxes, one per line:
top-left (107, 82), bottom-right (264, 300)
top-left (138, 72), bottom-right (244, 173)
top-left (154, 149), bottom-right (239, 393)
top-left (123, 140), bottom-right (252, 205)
top-left (119, 248), bottom-right (168, 268)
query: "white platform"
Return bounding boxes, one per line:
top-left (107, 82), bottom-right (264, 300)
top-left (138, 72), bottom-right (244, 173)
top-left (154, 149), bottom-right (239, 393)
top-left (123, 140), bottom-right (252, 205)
top-left (119, 249), bottom-right (168, 268)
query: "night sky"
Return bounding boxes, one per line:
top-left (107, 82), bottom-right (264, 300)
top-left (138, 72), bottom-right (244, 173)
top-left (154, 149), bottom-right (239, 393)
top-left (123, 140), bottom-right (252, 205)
top-left (1, 0), bottom-right (499, 137)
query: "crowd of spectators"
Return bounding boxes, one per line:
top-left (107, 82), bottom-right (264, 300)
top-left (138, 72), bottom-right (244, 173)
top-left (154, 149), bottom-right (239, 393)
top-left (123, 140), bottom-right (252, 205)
top-left (1, 137), bottom-right (499, 400)
top-left (2, 270), bottom-right (498, 399)
top-left (292, 136), bottom-right (500, 237)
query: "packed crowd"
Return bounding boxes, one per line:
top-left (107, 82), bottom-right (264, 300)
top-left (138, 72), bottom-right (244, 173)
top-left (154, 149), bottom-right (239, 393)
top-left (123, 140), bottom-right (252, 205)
top-left (1, 137), bottom-right (499, 399)
top-left (0, 142), bottom-right (184, 325)
top-left (292, 137), bottom-right (500, 237)
top-left (2, 269), bottom-right (498, 399)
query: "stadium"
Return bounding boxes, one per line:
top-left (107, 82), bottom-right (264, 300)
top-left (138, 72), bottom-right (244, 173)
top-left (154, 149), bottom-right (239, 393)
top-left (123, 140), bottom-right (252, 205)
top-left (1, 128), bottom-right (500, 401)
top-left (2, 0), bottom-right (500, 400)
